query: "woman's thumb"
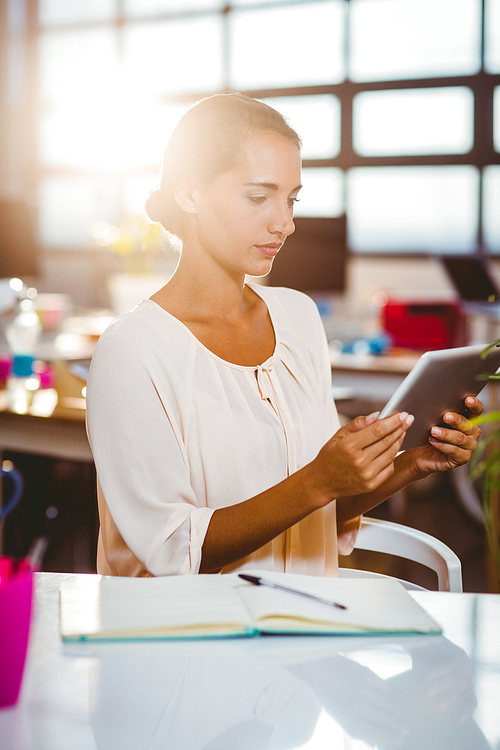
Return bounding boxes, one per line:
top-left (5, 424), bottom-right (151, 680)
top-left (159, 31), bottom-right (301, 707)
top-left (347, 412), bottom-right (380, 432)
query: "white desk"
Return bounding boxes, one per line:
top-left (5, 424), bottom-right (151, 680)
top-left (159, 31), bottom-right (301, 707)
top-left (1, 572), bottom-right (499, 749)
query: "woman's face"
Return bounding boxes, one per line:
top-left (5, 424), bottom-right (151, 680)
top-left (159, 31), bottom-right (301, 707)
top-left (190, 131), bottom-right (302, 280)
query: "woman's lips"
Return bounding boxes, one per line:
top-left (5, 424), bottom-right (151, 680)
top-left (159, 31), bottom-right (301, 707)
top-left (255, 243), bottom-right (281, 258)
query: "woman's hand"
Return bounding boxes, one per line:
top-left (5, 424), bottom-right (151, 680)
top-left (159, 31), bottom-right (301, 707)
top-left (410, 396), bottom-right (483, 476)
top-left (311, 410), bottom-right (414, 501)
top-left (201, 410), bottom-right (413, 573)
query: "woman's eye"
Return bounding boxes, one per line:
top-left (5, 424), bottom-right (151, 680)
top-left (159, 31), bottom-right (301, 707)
top-left (288, 197), bottom-right (300, 208)
top-left (249, 195), bottom-right (267, 205)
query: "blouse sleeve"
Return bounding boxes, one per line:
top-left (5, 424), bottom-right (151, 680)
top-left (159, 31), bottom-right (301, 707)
top-left (86, 319), bottom-right (215, 576)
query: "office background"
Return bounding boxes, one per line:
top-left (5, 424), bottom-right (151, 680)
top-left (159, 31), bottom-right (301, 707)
top-left (1, 0), bottom-right (500, 590)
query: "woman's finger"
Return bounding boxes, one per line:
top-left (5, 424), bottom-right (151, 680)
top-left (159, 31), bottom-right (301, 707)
top-left (366, 431), bottom-right (407, 475)
top-left (349, 412), bottom-right (381, 430)
top-left (347, 412), bottom-right (414, 452)
top-left (440, 412), bottom-right (477, 436)
top-left (464, 395), bottom-right (484, 418)
top-left (429, 424), bottom-right (478, 448)
top-left (359, 416), bottom-right (413, 464)
top-left (344, 431), bottom-right (407, 493)
top-left (428, 431), bottom-right (478, 465)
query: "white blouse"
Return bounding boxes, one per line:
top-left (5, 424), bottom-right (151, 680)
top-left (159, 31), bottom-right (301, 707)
top-left (86, 283), bottom-right (358, 578)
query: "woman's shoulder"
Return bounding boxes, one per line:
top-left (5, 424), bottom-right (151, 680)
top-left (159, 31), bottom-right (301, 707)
top-left (249, 283), bottom-right (321, 329)
top-left (249, 283), bottom-right (318, 315)
top-left (100, 299), bottom-right (184, 337)
top-left (92, 299), bottom-right (189, 364)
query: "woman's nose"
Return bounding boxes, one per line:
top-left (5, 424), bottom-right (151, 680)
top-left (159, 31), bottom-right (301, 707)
top-left (269, 204), bottom-right (295, 238)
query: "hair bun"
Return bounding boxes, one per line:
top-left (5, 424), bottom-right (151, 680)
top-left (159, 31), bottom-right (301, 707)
top-left (145, 188), bottom-right (166, 225)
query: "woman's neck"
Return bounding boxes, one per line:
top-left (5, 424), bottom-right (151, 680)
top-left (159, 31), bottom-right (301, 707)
top-left (149, 252), bottom-right (275, 367)
top-left (152, 248), bottom-right (251, 324)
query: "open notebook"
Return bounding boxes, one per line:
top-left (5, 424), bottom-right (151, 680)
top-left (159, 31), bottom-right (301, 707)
top-left (59, 571), bottom-right (441, 641)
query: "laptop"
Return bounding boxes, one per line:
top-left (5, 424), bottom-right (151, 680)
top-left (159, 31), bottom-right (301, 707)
top-left (439, 254), bottom-right (500, 318)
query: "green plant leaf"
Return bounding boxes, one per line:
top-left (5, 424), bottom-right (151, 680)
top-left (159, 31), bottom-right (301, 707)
top-left (470, 449), bottom-right (500, 480)
top-left (471, 341), bottom-right (500, 581)
top-left (480, 340), bottom-right (500, 358)
top-left (471, 411), bottom-right (500, 426)
top-left (469, 430), bottom-right (500, 472)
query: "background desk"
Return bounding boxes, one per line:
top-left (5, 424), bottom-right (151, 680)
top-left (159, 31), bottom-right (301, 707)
top-left (330, 349), bottom-right (419, 420)
top-left (0, 409), bottom-right (92, 464)
top-left (0, 388), bottom-right (96, 570)
top-left (0, 572), bottom-right (498, 749)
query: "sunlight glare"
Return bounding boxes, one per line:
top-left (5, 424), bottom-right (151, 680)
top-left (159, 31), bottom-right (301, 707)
top-left (350, 0), bottom-right (481, 81)
top-left (296, 168), bottom-right (344, 218)
top-left (485, 0), bottom-right (500, 72)
top-left (40, 96), bottom-right (188, 171)
top-left (263, 95), bottom-right (341, 160)
top-left (295, 709), bottom-right (345, 749)
top-left (354, 87), bottom-right (474, 156)
top-left (348, 166), bottom-right (479, 252)
top-left (230, 1), bottom-right (346, 89)
top-left (494, 87), bottom-right (500, 152)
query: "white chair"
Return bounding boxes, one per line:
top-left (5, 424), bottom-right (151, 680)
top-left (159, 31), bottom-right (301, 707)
top-left (339, 517), bottom-right (463, 592)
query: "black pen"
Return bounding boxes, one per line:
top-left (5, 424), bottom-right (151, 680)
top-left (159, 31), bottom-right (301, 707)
top-left (238, 574), bottom-right (347, 611)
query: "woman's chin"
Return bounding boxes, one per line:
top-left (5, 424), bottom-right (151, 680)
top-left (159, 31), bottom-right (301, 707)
top-left (246, 259), bottom-right (275, 279)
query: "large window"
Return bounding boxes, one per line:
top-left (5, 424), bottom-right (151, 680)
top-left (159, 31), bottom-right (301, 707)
top-left (18, 0), bottom-right (500, 253)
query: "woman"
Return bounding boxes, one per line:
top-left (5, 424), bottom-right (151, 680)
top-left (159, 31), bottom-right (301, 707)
top-left (86, 92), bottom-right (482, 577)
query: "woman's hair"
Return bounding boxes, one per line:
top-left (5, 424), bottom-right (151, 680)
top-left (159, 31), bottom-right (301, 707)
top-left (145, 92), bottom-right (301, 239)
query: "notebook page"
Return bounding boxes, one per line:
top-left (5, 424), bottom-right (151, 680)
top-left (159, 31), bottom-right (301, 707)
top-left (60, 575), bottom-right (254, 639)
top-left (233, 573), bottom-right (441, 634)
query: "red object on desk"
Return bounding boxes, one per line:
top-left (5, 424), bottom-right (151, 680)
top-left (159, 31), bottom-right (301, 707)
top-left (382, 299), bottom-right (465, 351)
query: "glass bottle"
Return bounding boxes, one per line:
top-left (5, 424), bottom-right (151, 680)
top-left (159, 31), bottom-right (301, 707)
top-left (6, 292), bottom-right (42, 414)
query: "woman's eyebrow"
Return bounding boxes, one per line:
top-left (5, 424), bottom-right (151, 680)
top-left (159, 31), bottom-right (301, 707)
top-left (244, 182), bottom-right (303, 193)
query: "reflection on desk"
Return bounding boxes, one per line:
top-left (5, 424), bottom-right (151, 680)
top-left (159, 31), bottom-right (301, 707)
top-left (0, 573), bottom-right (498, 750)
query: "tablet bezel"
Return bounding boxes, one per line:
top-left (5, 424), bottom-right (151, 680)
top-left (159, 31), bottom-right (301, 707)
top-left (378, 344), bottom-right (500, 450)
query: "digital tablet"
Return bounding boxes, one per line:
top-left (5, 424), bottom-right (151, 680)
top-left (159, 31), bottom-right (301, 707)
top-left (378, 344), bottom-right (500, 450)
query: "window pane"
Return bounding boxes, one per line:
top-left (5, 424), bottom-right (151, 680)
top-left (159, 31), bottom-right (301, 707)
top-left (123, 0), bottom-right (224, 15)
top-left (495, 87), bottom-right (500, 152)
top-left (350, 0), bottom-right (481, 81)
top-left (39, 29), bottom-right (118, 106)
top-left (230, 1), bottom-right (346, 90)
top-left (123, 18), bottom-right (223, 97)
top-left (353, 87), bottom-right (474, 156)
top-left (262, 95), bottom-right (341, 160)
top-left (39, 0), bottom-right (116, 25)
top-left (39, 103), bottom-right (189, 170)
top-left (295, 168), bottom-right (344, 218)
top-left (485, 0), bottom-right (500, 73)
top-left (38, 177), bottom-right (119, 248)
top-left (484, 167), bottom-right (500, 252)
top-left (347, 166), bottom-right (479, 252)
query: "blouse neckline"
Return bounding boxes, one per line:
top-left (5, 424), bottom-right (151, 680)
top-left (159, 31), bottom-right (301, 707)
top-left (142, 283), bottom-right (279, 372)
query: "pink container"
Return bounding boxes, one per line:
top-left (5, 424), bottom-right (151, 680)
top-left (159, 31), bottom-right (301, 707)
top-left (0, 568), bottom-right (33, 708)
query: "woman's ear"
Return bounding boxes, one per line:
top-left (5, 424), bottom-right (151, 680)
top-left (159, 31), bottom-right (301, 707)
top-left (174, 179), bottom-right (200, 214)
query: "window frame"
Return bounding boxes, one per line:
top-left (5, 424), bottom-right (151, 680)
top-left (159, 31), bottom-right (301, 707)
top-left (18, 0), bottom-right (500, 256)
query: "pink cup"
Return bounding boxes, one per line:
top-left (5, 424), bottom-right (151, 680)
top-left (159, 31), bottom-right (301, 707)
top-left (0, 568), bottom-right (33, 709)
